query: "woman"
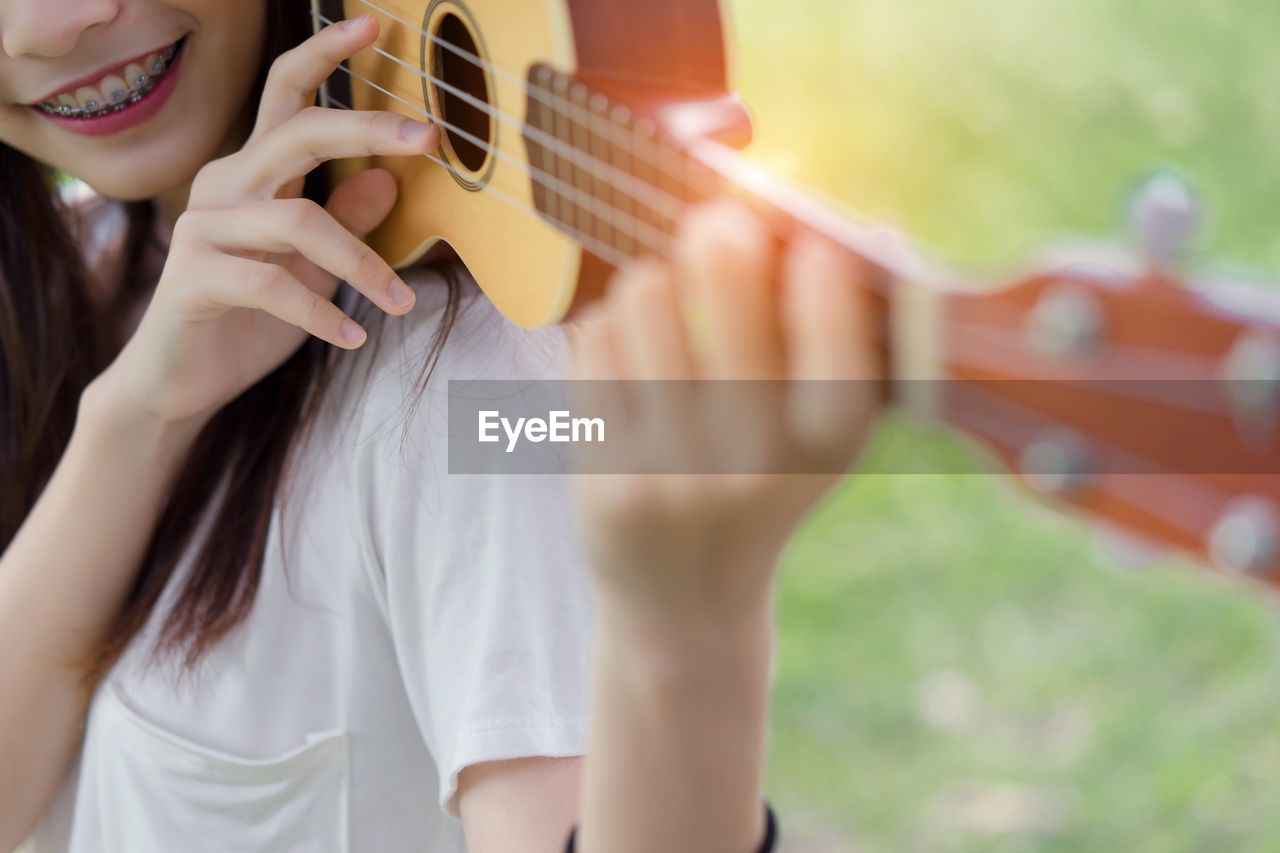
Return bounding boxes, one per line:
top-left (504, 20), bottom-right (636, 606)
top-left (0, 0), bottom-right (877, 850)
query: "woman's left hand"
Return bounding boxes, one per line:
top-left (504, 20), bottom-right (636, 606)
top-left (567, 199), bottom-right (883, 621)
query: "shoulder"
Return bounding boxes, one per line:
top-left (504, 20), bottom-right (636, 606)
top-left (330, 261), bottom-right (576, 494)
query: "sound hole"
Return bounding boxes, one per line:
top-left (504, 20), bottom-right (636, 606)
top-left (432, 13), bottom-right (490, 173)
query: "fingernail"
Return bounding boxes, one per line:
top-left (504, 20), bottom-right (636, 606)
top-left (341, 319), bottom-right (367, 345)
top-left (342, 13), bottom-right (372, 30)
top-left (389, 279), bottom-right (415, 307)
top-left (399, 120), bottom-right (435, 143)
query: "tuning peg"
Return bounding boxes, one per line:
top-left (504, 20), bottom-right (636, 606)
top-left (1129, 170), bottom-right (1201, 274)
top-left (1221, 330), bottom-right (1280, 455)
top-left (1208, 495), bottom-right (1279, 577)
top-left (1025, 283), bottom-right (1105, 360)
top-left (1018, 427), bottom-right (1093, 496)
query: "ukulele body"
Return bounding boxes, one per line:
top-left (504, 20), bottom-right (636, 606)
top-left (318, 0), bottom-right (747, 327)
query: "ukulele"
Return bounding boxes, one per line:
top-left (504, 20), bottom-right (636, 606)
top-left (309, 0), bottom-right (1280, 584)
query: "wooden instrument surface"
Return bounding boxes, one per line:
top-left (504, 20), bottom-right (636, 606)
top-left (311, 0), bottom-right (1280, 587)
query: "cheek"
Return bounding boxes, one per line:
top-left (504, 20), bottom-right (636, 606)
top-left (203, 1), bottom-right (271, 123)
top-left (0, 109), bottom-right (77, 176)
top-left (0, 0), bottom-right (275, 198)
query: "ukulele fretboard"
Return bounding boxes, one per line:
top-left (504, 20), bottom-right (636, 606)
top-left (522, 65), bottom-right (727, 265)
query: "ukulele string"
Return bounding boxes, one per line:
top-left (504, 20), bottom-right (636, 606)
top-left (352, 0), bottom-right (950, 276)
top-left (312, 8), bottom-right (701, 231)
top-left (940, 295), bottom-right (1225, 374)
top-left (316, 13), bottom-right (1234, 392)
top-left (336, 2), bottom-right (1199, 333)
top-left (324, 84), bottom-right (907, 357)
top-left (347, 0), bottom-right (720, 201)
top-left (947, 323), bottom-right (1225, 400)
top-left (337, 7), bottom-right (1207, 365)
top-left (352, 0), bottom-right (961, 298)
top-left (319, 90), bottom-right (669, 273)
top-left (322, 90), bottom-right (1245, 526)
top-left (323, 62), bottom-right (678, 267)
top-left (941, 379), bottom-right (1233, 537)
top-left (313, 12), bottom-right (905, 305)
top-left (325, 78), bottom-right (1220, 389)
top-left (324, 70), bottom-right (1221, 397)
top-left (317, 11), bottom-right (1267, 560)
top-left (324, 4), bottom-right (917, 287)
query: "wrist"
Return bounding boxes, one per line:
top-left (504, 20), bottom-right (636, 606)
top-left (80, 367), bottom-right (209, 462)
top-left (591, 579), bottom-right (776, 697)
top-left (579, 587), bottom-right (776, 853)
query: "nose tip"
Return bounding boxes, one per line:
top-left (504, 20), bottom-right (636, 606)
top-left (2, 0), bottom-right (120, 59)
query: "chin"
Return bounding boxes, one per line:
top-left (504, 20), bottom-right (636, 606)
top-left (71, 121), bottom-right (235, 203)
top-left (73, 162), bottom-right (191, 202)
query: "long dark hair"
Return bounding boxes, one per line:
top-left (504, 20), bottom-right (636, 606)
top-left (0, 1), bottom-right (463, 688)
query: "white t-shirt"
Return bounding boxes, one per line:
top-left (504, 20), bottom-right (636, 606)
top-left (23, 265), bottom-right (597, 852)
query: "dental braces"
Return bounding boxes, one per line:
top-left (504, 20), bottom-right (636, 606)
top-left (39, 42), bottom-right (180, 119)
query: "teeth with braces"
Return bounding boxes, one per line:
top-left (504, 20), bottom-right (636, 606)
top-left (38, 42), bottom-right (179, 119)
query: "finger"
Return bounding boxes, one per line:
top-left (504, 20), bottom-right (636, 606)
top-left (180, 198), bottom-right (412, 316)
top-left (567, 301), bottom-right (635, 472)
top-left (675, 200), bottom-right (785, 380)
top-left (200, 253), bottom-right (370, 350)
top-left (568, 301), bottom-right (628, 383)
top-left (609, 259), bottom-right (704, 468)
top-left (781, 230), bottom-right (881, 461)
top-left (284, 166), bottom-right (399, 297)
top-left (614, 258), bottom-right (699, 381)
top-left (234, 107), bottom-right (438, 201)
top-left (250, 14), bottom-right (379, 141)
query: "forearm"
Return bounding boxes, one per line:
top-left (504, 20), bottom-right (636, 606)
top-left (0, 370), bottom-right (204, 845)
top-left (576, 584), bottom-right (776, 853)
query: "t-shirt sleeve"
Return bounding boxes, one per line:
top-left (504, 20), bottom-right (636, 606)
top-left (354, 269), bottom-right (595, 819)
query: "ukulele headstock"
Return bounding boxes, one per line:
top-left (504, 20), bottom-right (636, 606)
top-left (916, 172), bottom-right (1280, 583)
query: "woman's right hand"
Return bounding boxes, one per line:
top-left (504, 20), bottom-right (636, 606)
top-left (101, 14), bottom-right (439, 430)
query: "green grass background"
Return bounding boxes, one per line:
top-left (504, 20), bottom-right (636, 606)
top-left (729, 0), bottom-right (1280, 850)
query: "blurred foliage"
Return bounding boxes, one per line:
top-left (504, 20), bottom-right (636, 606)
top-left (728, 1), bottom-right (1280, 850)
top-left (731, 0), bottom-right (1280, 276)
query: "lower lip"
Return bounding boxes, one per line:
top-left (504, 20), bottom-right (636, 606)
top-left (34, 42), bottom-right (186, 138)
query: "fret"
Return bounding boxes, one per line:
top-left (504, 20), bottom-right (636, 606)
top-left (610, 104), bottom-right (637, 258)
top-left (526, 66), bottom-right (557, 234)
top-left (568, 82), bottom-right (592, 255)
top-left (587, 93), bottom-right (616, 254)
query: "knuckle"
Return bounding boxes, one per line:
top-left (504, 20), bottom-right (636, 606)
top-left (187, 160), bottom-right (226, 204)
top-left (302, 292), bottom-right (332, 331)
top-left (295, 103), bottom-right (326, 123)
top-left (168, 210), bottom-right (203, 246)
top-left (680, 201), bottom-right (772, 274)
top-left (247, 264), bottom-right (289, 301)
top-left (289, 107), bottom-right (332, 160)
top-left (368, 110), bottom-right (405, 139)
top-left (279, 197), bottom-right (324, 231)
top-left (264, 46), bottom-right (307, 90)
top-left (352, 241), bottom-right (389, 282)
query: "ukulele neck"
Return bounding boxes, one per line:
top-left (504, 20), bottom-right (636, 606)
top-left (521, 63), bottom-right (950, 406)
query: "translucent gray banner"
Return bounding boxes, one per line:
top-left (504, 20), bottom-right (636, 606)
top-left (445, 379), bottom-right (1280, 476)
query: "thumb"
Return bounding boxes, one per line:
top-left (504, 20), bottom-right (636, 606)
top-left (325, 167), bottom-right (398, 236)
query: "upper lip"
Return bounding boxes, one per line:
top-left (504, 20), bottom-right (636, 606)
top-left (25, 36), bottom-right (182, 106)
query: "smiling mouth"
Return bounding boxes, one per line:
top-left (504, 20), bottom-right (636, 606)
top-left (34, 37), bottom-right (185, 120)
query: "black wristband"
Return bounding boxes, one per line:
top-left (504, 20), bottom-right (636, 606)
top-left (563, 800), bottom-right (778, 852)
